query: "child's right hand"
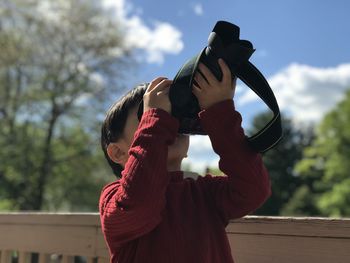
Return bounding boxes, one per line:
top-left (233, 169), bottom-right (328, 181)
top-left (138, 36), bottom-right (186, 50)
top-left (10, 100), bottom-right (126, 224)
top-left (143, 77), bottom-right (172, 114)
top-left (192, 59), bottom-right (236, 110)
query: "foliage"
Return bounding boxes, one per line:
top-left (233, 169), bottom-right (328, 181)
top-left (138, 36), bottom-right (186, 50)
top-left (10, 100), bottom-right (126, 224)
top-left (247, 111), bottom-right (314, 216)
top-left (286, 89), bottom-right (350, 217)
top-left (0, 0), bottom-right (130, 211)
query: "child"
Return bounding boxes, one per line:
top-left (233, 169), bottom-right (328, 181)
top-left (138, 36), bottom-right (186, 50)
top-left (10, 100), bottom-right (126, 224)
top-left (99, 59), bottom-right (271, 263)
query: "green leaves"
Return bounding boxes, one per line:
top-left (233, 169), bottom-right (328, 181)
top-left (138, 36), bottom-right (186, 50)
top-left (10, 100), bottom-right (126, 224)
top-left (0, 0), bottom-right (129, 211)
top-left (243, 89), bottom-right (350, 217)
top-left (249, 111), bottom-right (312, 216)
top-left (286, 89), bottom-right (350, 217)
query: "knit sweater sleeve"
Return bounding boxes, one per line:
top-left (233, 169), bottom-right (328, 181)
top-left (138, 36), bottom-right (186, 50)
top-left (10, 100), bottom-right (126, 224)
top-left (99, 108), bottom-right (179, 245)
top-left (196, 99), bottom-right (271, 226)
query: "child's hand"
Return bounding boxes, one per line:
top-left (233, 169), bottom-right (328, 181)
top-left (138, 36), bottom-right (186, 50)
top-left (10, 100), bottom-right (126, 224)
top-left (143, 77), bottom-right (172, 114)
top-left (192, 58), bottom-right (237, 110)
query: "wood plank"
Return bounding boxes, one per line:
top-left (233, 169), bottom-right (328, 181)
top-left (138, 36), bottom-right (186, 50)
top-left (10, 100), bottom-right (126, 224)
top-left (96, 228), bottom-right (109, 258)
top-left (0, 250), bottom-right (12, 263)
top-left (61, 255), bottom-right (74, 263)
top-left (228, 233), bottom-right (350, 263)
top-left (97, 257), bottom-right (109, 263)
top-left (226, 216), bottom-right (350, 238)
top-left (0, 213), bottom-right (100, 226)
top-left (0, 225), bottom-right (96, 256)
top-left (18, 252), bottom-right (30, 263)
top-left (38, 253), bottom-right (50, 263)
top-left (86, 256), bottom-right (95, 263)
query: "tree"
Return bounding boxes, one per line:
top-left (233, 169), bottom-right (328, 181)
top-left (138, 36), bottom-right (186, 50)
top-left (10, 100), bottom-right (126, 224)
top-left (280, 143), bottom-right (325, 216)
top-left (0, 0), bottom-right (131, 210)
top-left (285, 89), bottom-right (350, 217)
top-left (248, 111), bottom-right (314, 215)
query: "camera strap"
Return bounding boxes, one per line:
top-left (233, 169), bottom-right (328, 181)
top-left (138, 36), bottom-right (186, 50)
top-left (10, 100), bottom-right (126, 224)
top-left (235, 61), bottom-right (282, 153)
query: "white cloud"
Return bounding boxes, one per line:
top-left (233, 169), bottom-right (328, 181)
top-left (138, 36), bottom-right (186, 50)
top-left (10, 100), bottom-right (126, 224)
top-left (125, 18), bottom-right (184, 64)
top-left (192, 3), bottom-right (204, 16)
top-left (183, 135), bottom-right (219, 174)
top-left (237, 63), bottom-right (350, 124)
top-left (101, 0), bottom-right (184, 64)
top-left (188, 135), bottom-right (212, 154)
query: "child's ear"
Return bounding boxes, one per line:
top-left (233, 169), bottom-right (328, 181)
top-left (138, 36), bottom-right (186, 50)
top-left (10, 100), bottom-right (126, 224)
top-left (107, 143), bottom-right (127, 165)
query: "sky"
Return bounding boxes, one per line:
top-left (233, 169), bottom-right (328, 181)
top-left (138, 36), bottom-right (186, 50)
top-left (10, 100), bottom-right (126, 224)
top-left (101, 0), bottom-right (350, 172)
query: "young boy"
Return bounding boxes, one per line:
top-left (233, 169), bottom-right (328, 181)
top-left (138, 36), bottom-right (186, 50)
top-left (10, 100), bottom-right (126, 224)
top-left (99, 59), bottom-right (271, 263)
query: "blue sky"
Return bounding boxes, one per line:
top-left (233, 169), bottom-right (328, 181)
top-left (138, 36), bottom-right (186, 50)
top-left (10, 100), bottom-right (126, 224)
top-left (129, 0), bottom-right (350, 75)
top-left (101, 0), bottom-right (350, 172)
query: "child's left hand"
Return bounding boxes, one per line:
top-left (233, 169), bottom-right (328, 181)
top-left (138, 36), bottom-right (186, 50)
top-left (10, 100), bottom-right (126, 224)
top-left (192, 58), bottom-right (237, 110)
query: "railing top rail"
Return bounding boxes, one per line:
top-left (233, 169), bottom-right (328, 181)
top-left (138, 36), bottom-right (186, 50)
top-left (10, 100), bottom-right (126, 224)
top-left (0, 212), bottom-right (349, 228)
top-left (0, 212), bottom-right (101, 226)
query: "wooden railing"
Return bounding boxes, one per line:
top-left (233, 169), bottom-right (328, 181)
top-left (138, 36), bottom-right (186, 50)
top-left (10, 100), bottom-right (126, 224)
top-left (0, 213), bottom-right (108, 263)
top-left (0, 213), bottom-right (349, 263)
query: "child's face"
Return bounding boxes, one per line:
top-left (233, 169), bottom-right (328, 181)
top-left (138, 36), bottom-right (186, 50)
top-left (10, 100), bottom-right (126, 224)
top-left (119, 106), bottom-right (190, 169)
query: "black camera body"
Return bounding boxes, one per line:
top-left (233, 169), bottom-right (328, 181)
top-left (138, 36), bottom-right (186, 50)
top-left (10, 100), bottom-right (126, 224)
top-left (138, 21), bottom-right (282, 153)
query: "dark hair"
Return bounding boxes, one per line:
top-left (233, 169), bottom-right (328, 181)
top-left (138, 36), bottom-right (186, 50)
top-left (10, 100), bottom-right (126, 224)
top-left (101, 83), bottom-right (147, 178)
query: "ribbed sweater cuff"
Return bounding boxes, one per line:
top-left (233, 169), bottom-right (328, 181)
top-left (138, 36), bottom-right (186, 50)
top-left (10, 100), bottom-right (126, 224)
top-left (198, 99), bottom-right (237, 130)
top-left (138, 108), bottom-right (180, 145)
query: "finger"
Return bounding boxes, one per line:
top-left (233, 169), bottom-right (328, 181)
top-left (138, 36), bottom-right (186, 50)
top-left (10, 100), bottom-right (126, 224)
top-left (198, 63), bottom-right (218, 85)
top-left (151, 79), bottom-right (172, 93)
top-left (218, 58), bottom-right (232, 84)
top-left (194, 71), bottom-right (209, 89)
top-left (147, 77), bottom-right (168, 92)
top-left (192, 83), bottom-right (202, 97)
top-left (157, 86), bottom-right (170, 95)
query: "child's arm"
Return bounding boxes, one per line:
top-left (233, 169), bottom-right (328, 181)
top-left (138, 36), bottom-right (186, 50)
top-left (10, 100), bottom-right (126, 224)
top-left (193, 60), bottom-right (271, 225)
top-left (197, 99), bottom-right (271, 225)
top-left (99, 78), bottom-right (177, 245)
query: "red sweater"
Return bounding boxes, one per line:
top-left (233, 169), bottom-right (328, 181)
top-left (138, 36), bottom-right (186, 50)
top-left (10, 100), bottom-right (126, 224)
top-left (99, 99), bottom-right (271, 263)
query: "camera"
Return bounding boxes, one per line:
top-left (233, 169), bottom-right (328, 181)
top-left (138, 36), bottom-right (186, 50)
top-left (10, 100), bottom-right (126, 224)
top-left (138, 21), bottom-right (282, 153)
